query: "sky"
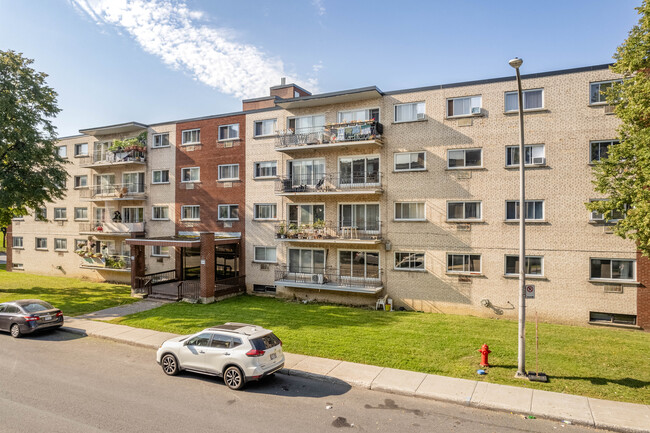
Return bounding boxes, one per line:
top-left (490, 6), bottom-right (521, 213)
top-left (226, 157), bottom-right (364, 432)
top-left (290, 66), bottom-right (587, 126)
top-left (0, 0), bottom-right (642, 137)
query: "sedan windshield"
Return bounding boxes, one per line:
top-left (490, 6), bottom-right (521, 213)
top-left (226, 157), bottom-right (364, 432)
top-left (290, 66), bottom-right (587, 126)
top-left (21, 301), bottom-right (54, 313)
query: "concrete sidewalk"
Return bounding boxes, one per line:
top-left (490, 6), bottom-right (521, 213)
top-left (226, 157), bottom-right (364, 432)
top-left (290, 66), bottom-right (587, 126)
top-left (60, 317), bottom-right (650, 433)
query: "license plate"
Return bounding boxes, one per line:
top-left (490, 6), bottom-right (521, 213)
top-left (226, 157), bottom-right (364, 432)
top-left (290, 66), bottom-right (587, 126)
top-left (270, 353), bottom-right (277, 360)
top-left (41, 315), bottom-right (52, 321)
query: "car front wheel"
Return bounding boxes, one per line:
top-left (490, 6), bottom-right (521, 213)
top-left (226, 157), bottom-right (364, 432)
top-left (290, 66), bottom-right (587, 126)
top-left (161, 354), bottom-right (179, 376)
top-left (223, 366), bottom-right (245, 390)
top-left (10, 324), bottom-right (22, 338)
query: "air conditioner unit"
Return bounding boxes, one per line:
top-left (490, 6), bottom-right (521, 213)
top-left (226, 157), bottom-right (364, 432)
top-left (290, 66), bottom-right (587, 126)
top-left (604, 105), bottom-right (616, 115)
top-left (471, 106), bottom-right (482, 115)
top-left (224, 141), bottom-right (234, 148)
top-left (591, 211), bottom-right (604, 221)
top-left (311, 273), bottom-right (324, 284)
top-left (532, 157), bottom-right (546, 165)
top-left (260, 263), bottom-right (269, 271)
top-left (416, 112), bottom-right (425, 120)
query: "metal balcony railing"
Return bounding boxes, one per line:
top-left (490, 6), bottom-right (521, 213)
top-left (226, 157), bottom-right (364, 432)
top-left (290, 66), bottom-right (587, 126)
top-left (79, 149), bottom-right (146, 166)
top-left (274, 265), bottom-right (383, 292)
top-left (79, 254), bottom-right (132, 270)
top-left (79, 183), bottom-right (146, 200)
top-left (275, 120), bottom-right (383, 149)
top-left (79, 220), bottom-right (145, 234)
top-left (275, 220), bottom-right (383, 242)
top-left (275, 172), bottom-right (382, 194)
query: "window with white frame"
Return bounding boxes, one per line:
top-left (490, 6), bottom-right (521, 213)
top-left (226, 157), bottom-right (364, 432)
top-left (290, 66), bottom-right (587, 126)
top-left (218, 164), bottom-right (239, 181)
top-left (339, 155), bottom-right (380, 185)
top-left (254, 204), bottom-right (277, 220)
top-left (506, 200), bottom-right (544, 221)
top-left (447, 253), bottom-right (481, 274)
top-left (590, 80), bottom-right (623, 105)
top-left (74, 175), bottom-right (88, 188)
top-left (152, 206), bottom-right (169, 220)
top-left (288, 158), bottom-right (325, 187)
top-left (218, 204), bottom-right (239, 220)
top-left (590, 140), bottom-right (618, 163)
top-left (394, 102), bottom-right (425, 122)
top-left (54, 238), bottom-right (67, 251)
top-left (589, 199), bottom-right (627, 222)
top-left (590, 258), bottom-right (635, 281)
top-left (287, 115), bottom-right (325, 133)
top-left (447, 201), bottom-right (481, 221)
top-left (57, 146), bottom-right (67, 158)
top-left (394, 252), bottom-right (425, 271)
top-left (123, 207), bottom-right (144, 223)
top-left (505, 89), bottom-right (544, 112)
top-left (218, 124), bottom-right (239, 140)
top-left (506, 144), bottom-right (546, 166)
top-left (54, 208), bottom-right (67, 220)
top-left (12, 263), bottom-right (24, 270)
top-left (394, 152), bottom-right (425, 171)
top-left (254, 119), bottom-right (277, 137)
top-left (74, 143), bottom-right (88, 156)
top-left (181, 129), bottom-right (200, 145)
top-left (339, 204), bottom-right (380, 232)
top-left (152, 246), bottom-right (170, 257)
top-left (36, 207), bottom-right (47, 221)
top-left (339, 250), bottom-right (380, 278)
top-left (12, 236), bottom-right (23, 248)
top-left (152, 169), bottom-right (170, 184)
top-left (447, 96), bottom-right (481, 117)
top-left (123, 172), bottom-right (145, 193)
top-left (394, 202), bottom-right (425, 221)
top-left (181, 167), bottom-right (200, 182)
top-left (288, 204), bottom-right (324, 225)
top-left (338, 108), bottom-right (380, 123)
top-left (153, 133), bottom-right (170, 148)
top-left (288, 248), bottom-right (325, 274)
top-left (181, 205), bottom-right (200, 221)
top-left (35, 237), bottom-right (47, 250)
top-left (254, 161), bottom-right (277, 178)
top-left (74, 207), bottom-right (88, 221)
top-left (505, 255), bottom-right (543, 276)
top-left (254, 246), bottom-right (277, 263)
top-left (447, 148), bottom-right (482, 169)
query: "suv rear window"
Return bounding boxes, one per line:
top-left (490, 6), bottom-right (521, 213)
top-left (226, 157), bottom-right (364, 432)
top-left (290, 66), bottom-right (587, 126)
top-left (250, 333), bottom-right (281, 350)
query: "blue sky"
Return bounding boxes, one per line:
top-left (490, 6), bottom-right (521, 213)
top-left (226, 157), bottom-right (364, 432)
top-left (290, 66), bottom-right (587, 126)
top-left (0, 0), bottom-right (641, 136)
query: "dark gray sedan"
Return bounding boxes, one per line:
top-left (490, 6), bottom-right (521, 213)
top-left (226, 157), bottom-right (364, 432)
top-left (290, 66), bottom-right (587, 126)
top-left (0, 299), bottom-right (64, 338)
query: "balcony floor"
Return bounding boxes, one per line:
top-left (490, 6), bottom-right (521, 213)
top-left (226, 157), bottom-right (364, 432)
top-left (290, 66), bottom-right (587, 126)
top-left (275, 237), bottom-right (382, 245)
top-left (275, 138), bottom-right (383, 153)
top-left (275, 278), bottom-right (383, 294)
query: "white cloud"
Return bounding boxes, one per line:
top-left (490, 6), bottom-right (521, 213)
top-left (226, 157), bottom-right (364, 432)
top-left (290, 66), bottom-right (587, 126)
top-left (312, 0), bottom-right (326, 16)
top-left (312, 60), bottom-right (324, 73)
top-left (69, 0), bottom-right (317, 99)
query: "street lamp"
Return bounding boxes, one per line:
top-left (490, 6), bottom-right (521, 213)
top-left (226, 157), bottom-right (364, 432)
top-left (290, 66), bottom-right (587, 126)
top-left (509, 57), bottom-right (527, 379)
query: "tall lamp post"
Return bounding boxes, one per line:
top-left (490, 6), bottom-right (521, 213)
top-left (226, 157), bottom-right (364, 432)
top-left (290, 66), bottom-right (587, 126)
top-left (509, 57), bottom-right (527, 378)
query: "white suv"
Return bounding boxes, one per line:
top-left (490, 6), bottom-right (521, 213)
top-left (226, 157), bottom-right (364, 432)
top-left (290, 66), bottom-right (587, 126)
top-left (156, 323), bottom-right (285, 390)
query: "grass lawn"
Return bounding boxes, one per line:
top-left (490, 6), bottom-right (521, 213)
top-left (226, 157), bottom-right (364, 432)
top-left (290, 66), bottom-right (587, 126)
top-left (111, 295), bottom-right (650, 404)
top-left (0, 265), bottom-right (135, 316)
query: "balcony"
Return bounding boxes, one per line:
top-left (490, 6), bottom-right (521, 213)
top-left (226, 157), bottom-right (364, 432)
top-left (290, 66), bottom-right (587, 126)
top-left (275, 172), bottom-right (383, 196)
top-left (79, 183), bottom-right (147, 201)
top-left (274, 266), bottom-right (383, 294)
top-left (79, 254), bottom-right (132, 272)
top-left (79, 220), bottom-right (145, 236)
top-left (275, 120), bottom-right (383, 152)
top-left (79, 149), bottom-right (146, 168)
top-left (275, 221), bottom-right (383, 244)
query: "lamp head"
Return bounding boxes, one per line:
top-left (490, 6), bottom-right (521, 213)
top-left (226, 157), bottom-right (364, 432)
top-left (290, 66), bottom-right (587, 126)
top-left (509, 57), bottom-right (523, 69)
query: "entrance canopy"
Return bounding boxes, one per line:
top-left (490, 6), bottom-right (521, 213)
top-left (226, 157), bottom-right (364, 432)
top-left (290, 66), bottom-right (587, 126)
top-left (125, 234), bottom-right (240, 248)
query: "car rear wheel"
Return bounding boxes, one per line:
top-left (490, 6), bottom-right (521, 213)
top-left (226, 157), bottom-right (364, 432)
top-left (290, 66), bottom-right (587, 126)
top-left (223, 366), bottom-right (245, 390)
top-left (10, 324), bottom-right (22, 338)
top-left (161, 354), bottom-right (179, 376)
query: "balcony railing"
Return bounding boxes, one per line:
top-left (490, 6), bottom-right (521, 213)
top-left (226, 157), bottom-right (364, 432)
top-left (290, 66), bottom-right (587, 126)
top-left (79, 220), bottom-right (145, 235)
top-left (275, 120), bottom-right (383, 150)
top-left (275, 220), bottom-right (383, 242)
top-left (79, 149), bottom-right (146, 167)
top-left (79, 183), bottom-right (146, 200)
top-left (79, 254), bottom-right (132, 271)
top-left (275, 172), bottom-right (382, 194)
top-left (274, 265), bottom-right (383, 294)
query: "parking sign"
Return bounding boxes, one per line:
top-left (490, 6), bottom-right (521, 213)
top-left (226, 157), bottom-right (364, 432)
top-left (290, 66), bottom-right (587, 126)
top-left (525, 284), bottom-right (535, 299)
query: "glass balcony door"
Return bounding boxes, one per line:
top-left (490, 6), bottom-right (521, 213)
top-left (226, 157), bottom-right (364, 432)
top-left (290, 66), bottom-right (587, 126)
top-left (288, 204), bottom-right (325, 226)
top-left (339, 156), bottom-right (379, 187)
top-left (339, 250), bottom-right (380, 280)
top-left (288, 159), bottom-right (325, 188)
top-left (96, 174), bottom-right (115, 195)
top-left (288, 248), bottom-right (325, 274)
top-left (122, 172), bottom-right (145, 193)
top-left (339, 204), bottom-right (379, 233)
top-left (94, 142), bottom-right (111, 162)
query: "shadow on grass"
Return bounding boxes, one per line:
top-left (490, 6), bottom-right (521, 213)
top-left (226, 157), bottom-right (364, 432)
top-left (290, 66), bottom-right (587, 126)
top-left (554, 375), bottom-right (650, 389)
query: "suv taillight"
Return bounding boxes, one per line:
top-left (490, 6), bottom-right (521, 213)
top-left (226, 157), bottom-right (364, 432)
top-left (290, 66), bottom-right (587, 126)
top-left (246, 349), bottom-right (265, 357)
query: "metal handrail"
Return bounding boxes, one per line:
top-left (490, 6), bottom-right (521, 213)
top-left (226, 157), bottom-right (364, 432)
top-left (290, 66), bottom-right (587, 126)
top-left (274, 265), bottom-right (383, 289)
top-left (275, 220), bottom-right (382, 241)
top-left (79, 183), bottom-right (146, 199)
top-left (79, 149), bottom-right (146, 166)
top-left (79, 221), bottom-right (145, 234)
top-left (275, 171), bottom-right (382, 193)
top-left (275, 120), bottom-right (383, 148)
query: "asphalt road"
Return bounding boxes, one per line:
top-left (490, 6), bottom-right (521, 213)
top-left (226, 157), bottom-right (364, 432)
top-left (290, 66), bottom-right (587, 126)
top-left (0, 330), bottom-right (613, 433)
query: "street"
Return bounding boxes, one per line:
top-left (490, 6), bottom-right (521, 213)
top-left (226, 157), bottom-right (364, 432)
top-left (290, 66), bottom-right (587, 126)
top-left (0, 330), bottom-right (612, 433)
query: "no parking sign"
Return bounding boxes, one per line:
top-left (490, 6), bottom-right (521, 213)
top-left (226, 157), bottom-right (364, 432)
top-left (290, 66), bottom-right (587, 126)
top-left (525, 284), bottom-right (535, 299)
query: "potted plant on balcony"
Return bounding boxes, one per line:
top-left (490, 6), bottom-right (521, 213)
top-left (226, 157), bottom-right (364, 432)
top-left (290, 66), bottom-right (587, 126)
top-left (288, 223), bottom-right (298, 239)
top-left (313, 219), bottom-right (326, 239)
top-left (277, 223), bottom-right (286, 239)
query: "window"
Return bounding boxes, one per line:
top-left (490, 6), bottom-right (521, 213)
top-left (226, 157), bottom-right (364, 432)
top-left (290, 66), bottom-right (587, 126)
top-left (288, 204), bottom-right (324, 225)
top-left (253, 284), bottom-right (277, 293)
top-left (218, 164), bottom-right (239, 181)
top-left (340, 250), bottom-right (380, 278)
top-left (589, 312), bottom-right (636, 326)
top-left (181, 205), bottom-right (200, 221)
top-left (152, 246), bottom-right (170, 257)
top-left (589, 199), bottom-right (627, 222)
top-left (153, 133), bottom-right (170, 148)
top-left (394, 252), bottom-right (425, 271)
top-left (447, 148), bottom-right (482, 169)
top-left (590, 80), bottom-right (623, 105)
top-left (152, 206), bottom-right (169, 220)
top-left (288, 158), bottom-right (325, 187)
top-left (152, 169), bottom-right (170, 184)
top-left (447, 96), bottom-right (481, 117)
top-left (181, 167), bottom-right (200, 183)
top-left (12, 263), bottom-right (24, 270)
top-left (219, 124), bottom-right (239, 140)
top-left (505, 89), bottom-right (544, 112)
top-left (254, 161), bottom-right (277, 178)
top-left (447, 201), bottom-right (481, 221)
top-left (254, 204), bottom-right (277, 220)
top-left (506, 144), bottom-right (546, 166)
top-left (287, 115), bottom-right (325, 133)
top-left (75, 239), bottom-right (87, 251)
top-left (339, 155), bottom-right (380, 185)
top-left (122, 172), bottom-right (145, 193)
top-left (74, 175), bottom-right (88, 188)
top-left (590, 258), bottom-right (635, 281)
top-left (54, 238), bottom-right (67, 251)
top-left (35, 237), bottom-right (47, 250)
top-left (254, 119), bottom-right (277, 137)
top-left (12, 236), bottom-right (23, 249)
top-left (54, 208), bottom-right (67, 220)
top-left (339, 204), bottom-right (380, 232)
top-left (181, 129), bottom-right (200, 145)
top-left (505, 200), bottom-right (544, 221)
top-left (74, 207), bottom-right (88, 221)
top-left (288, 248), bottom-right (325, 274)
top-left (123, 207), bottom-right (144, 223)
top-left (218, 204), bottom-right (239, 221)
top-left (57, 146), bottom-right (67, 158)
top-left (394, 102), bottom-right (425, 122)
top-left (186, 333), bottom-right (211, 347)
top-left (254, 246), bottom-right (277, 263)
top-left (74, 143), bottom-right (88, 156)
top-left (35, 208), bottom-right (47, 221)
top-left (338, 108), bottom-right (380, 122)
top-left (447, 253), bottom-right (481, 274)
top-left (505, 255), bottom-right (543, 276)
top-left (395, 202), bottom-right (425, 221)
top-left (394, 152), bottom-right (425, 171)
top-left (590, 140), bottom-right (618, 163)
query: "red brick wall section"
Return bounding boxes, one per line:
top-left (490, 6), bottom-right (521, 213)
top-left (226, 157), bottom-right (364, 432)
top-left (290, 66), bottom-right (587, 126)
top-left (636, 250), bottom-right (650, 330)
top-left (199, 232), bottom-right (215, 299)
top-left (5, 224), bottom-right (12, 271)
top-left (130, 245), bottom-right (145, 290)
top-left (242, 98), bottom-right (276, 111)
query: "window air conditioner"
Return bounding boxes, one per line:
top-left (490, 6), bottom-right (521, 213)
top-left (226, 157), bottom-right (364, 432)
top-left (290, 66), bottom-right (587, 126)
top-left (591, 211), bottom-right (604, 221)
top-left (532, 157), bottom-right (546, 165)
top-left (416, 112), bottom-right (425, 120)
top-left (311, 273), bottom-right (324, 284)
top-left (471, 106), bottom-right (481, 115)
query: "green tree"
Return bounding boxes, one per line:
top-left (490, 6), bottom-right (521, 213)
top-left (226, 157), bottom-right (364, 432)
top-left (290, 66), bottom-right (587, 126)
top-left (0, 50), bottom-right (67, 226)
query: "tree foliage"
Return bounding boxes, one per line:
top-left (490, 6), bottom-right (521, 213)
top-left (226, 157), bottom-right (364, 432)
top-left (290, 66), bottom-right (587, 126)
top-left (0, 50), bottom-right (67, 226)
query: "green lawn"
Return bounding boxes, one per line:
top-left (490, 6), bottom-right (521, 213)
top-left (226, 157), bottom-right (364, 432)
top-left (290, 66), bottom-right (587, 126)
top-left (0, 265), bottom-right (135, 316)
top-left (111, 295), bottom-right (650, 405)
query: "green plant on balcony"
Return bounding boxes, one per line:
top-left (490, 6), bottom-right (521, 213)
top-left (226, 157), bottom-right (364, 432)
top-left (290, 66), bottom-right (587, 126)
top-left (109, 132), bottom-right (148, 153)
top-left (287, 223), bottom-right (298, 238)
top-left (276, 223), bottom-right (286, 239)
top-left (105, 256), bottom-right (126, 269)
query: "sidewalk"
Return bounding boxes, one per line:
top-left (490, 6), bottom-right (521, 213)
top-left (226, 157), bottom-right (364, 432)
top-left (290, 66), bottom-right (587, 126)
top-left (60, 316), bottom-right (650, 433)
